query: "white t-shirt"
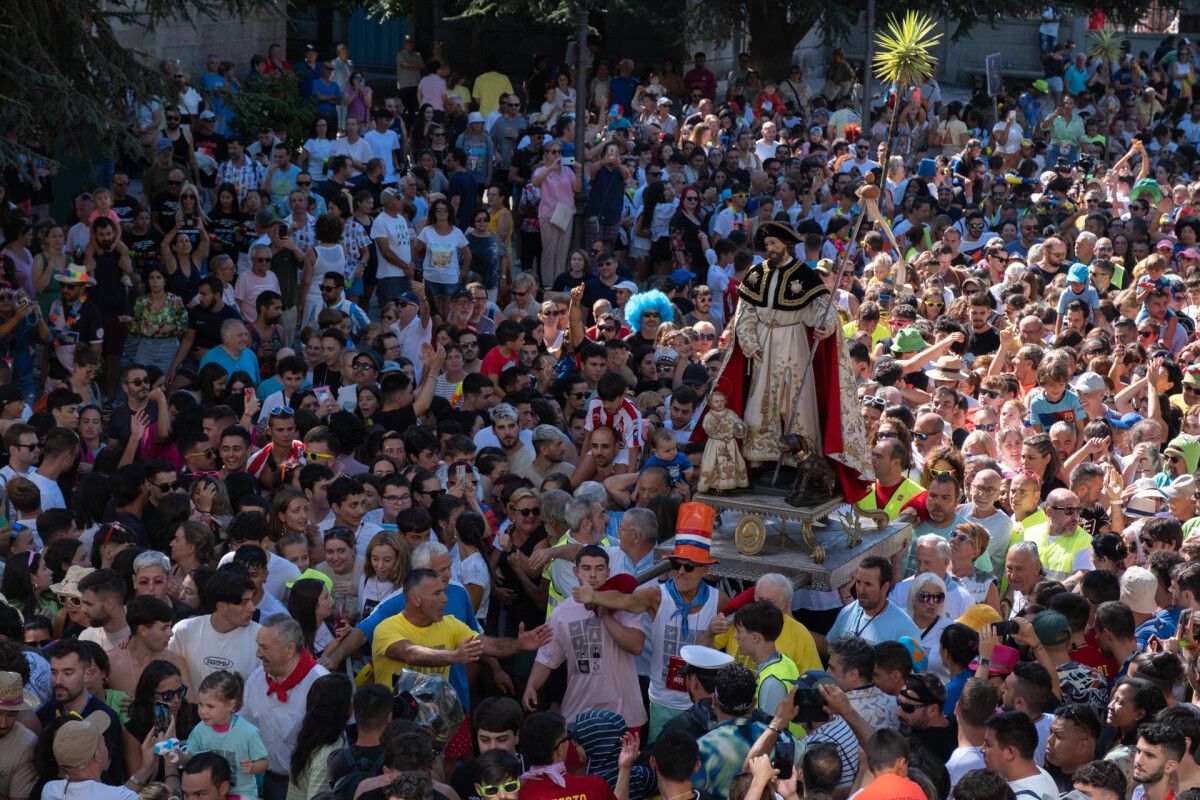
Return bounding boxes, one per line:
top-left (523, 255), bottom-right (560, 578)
top-left (370, 211), bottom-right (413, 280)
top-left (946, 745), bottom-right (985, 789)
top-left (416, 225), bottom-right (469, 285)
top-left (29, 472), bottom-right (65, 510)
top-left (218, 550), bottom-right (300, 600)
top-left (992, 120), bottom-right (1025, 154)
top-left (364, 129), bottom-right (403, 181)
top-left (452, 550), bottom-right (492, 622)
top-left (329, 136), bottom-right (373, 177)
top-left (1008, 767), bottom-right (1059, 800)
top-left (42, 780), bottom-right (136, 800)
top-left (167, 615), bottom-right (262, 686)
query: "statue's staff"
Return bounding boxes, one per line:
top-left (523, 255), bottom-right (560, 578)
top-left (771, 179), bottom-right (880, 486)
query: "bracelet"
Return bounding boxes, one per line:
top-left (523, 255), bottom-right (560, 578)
top-left (978, 657), bottom-right (992, 667)
top-left (768, 723), bottom-right (784, 733)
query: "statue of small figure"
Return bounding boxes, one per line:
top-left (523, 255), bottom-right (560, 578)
top-left (778, 433), bottom-right (837, 507)
top-left (698, 391), bottom-right (749, 493)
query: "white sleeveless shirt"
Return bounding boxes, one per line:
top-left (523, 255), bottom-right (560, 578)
top-left (648, 581), bottom-right (721, 710)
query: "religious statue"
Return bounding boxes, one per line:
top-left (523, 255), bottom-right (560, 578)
top-left (698, 391), bottom-right (748, 493)
top-left (778, 433), bottom-right (837, 506)
top-left (707, 220), bottom-right (872, 497)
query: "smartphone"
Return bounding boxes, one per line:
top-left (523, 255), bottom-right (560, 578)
top-left (457, 464), bottom-right (466, 483)
top-left (992, 620), bottom-right (1019, 636)
top-left (244, 387), bottom-right (254, 403)
top-left (153, 701), bottom-right (171, 733)
top-left (773, 740), bottom-right (795, 780)
top-left (314, 385), bottom-right (333, 406)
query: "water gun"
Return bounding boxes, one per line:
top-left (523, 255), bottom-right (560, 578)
top-left (153, 739), bottom-right (187, 762)
top-left (1004, 173), bottom-right (1039, 186)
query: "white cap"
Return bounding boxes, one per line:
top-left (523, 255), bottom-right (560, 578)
top-left (1120, 566), bottom-right (1158, 615)
top-left (680, 644), bottom-right (734, 671)
top-left (1072, 371), bottom-right (1106, 394)
top-left (468, 111), bottom-right (485, 124)
top-left (614, 280), bottom-right (638, 293)
top-left (1163, 474), bottom-right (1196, 500)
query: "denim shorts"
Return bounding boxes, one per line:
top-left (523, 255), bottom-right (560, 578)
top-left (425, 280), bottom-right (460, 298)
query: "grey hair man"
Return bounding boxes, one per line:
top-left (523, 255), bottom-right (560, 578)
top-left (890, 534), bottom-right (975, 617)
top-left (241, 613), bottom-right (331, 797)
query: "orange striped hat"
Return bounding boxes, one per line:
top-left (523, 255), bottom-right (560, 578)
top-left (664, 502), bottom-right (719, 565)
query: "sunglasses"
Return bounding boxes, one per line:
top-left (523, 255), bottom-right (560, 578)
top-left (913, 431), bottom-right (934, 441)
top-left (517, 506), bottom-right (541, 516)
top-left (477, 781), bottom-right (521, 798)
top-left (976, 423), bottom-right (997, 432)
top-left (58, 594), bottom-right (82, 606)
top-left (185, 448), bottom-right (215, 460)
top-left (862, 395), bottom-right (886, 410)
top-left (417, 488), bottom-right (446, 498)
top-left (916, 592), bottom-right (945, 603)
top-left (137, 576), bottom-right (168, 588)
top-left (669, 558), bottom-right (699, 572)
top-left (321, 284), bottom-right (340, 291)
top-left (1050, 505), bottom-right (1082, 516)
top-left (897, 699), bottom-right (931, 714)
top-left (978, 388), bottom-right (999, 400)
top-left (153, 480), bottom-right (182, 492)
top-left (353, 362), bottom-right (377, 371)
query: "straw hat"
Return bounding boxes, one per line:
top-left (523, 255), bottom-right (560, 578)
top-left (50, 565), bottom-right (95, 599)
top-left (0, 670), bottom-right (38, 712)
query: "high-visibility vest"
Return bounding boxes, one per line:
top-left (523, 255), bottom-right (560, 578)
top-left (543, 532), bottom-right (615, 619)
top-left (1021, 521), bottom-right (1092, 582)
top-left (857, 477), bottom-right (926, 521)
top-left (757, 652), bottom-right (805, 738)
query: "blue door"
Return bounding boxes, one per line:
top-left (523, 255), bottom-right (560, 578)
top-left (347, 8), bottom-right (410, 70)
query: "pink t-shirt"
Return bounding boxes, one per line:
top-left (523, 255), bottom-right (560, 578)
top-left (535, 597), bottom-right (647, 727)
top-left (87, 210), bottom-right (122, 227)
top-left (234, 270), bottom-right (282, 322)
top-left (534, 165), bottom-right (576, 220)
top-left (418, 74), bottom-right (447, 111)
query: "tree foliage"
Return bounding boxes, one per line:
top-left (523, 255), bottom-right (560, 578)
top-left (0, 0), bottom-right (277, 169)
top-left (225, 72), bottom-right (317, 151)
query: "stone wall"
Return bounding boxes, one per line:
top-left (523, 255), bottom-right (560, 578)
top-left (109, 2), bottom-right (289, 81)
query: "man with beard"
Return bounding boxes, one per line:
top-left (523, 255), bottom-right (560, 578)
top-left (77, 569), bottom-right (130, 654)
top-left (907, 473), bottom-right (965, 569)
top-left (107, 364), bottom-right (156, 448)
top-left (247, 291), bottom-right (284, 374)
top-left (150, 167), bottom-right (186, 235)
top-left (1095, 601), bottom-right (1141, 681)
top-left (1131, 723), bottom-right (1185, 800)
top-left (1022, 488), bottom-right (1093, 587)
top-left (246, 408), bottom-right (304, 490)
top-left (1044, 704), bottom-right (1102, 793)
top-left (105, 596), bottom-right (192, 696)
top-left (168, 275), bottom-right (242, 379)
top-left (109, 172), bottom-right (143, 227)
top-left (828, 556), bottom-right (920, 645)
top-left (36, 640), bottom-right (126, 785)
top-left (516, 424), bottom-right (573, 486)
top-left (46, 266), bottom-right (103, 391)
top-left (895, 674), bottom-right (956, 761)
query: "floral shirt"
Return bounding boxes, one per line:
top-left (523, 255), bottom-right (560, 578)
top-left (216, 159), bottom-right (267, 204)
top-left (342, 217), bottom-right (371, 276)
top-left (132, 293), bottom-right (188, 338)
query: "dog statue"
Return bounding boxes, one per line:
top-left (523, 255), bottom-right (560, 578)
top-left (778, 433), bottom-right (837, 507)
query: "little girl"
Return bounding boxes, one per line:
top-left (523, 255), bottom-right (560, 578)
top-left (87, 188), bottom-right (122, 227)
top-left (185, 670), bottom-right (269, 799)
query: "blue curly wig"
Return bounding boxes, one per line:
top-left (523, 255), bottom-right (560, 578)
top-left (625, 289), bottom-right (674, 334)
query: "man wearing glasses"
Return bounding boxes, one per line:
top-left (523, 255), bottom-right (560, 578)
top-left (711, 183), bottom-right (749, 243)
top-left (1021, 488), bottom-right (1093, 587)
top-left (304, 271), bottom-right (370, 334)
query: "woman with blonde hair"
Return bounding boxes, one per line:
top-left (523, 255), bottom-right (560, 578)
top-left (948, 521), bottom-right (1001, 613)
top-left (359, 531), bottom-right (409, 618)
top-left (961, 430), bottom-right (997, 461)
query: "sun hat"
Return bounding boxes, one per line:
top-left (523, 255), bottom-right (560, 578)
top-left (1162, 474), bottom-right (1196, 500)
top-left (927, 355), bottom-right (970, 382)
top-left (1033, 79), bottom-right (1050, 92)
top-left (891, 327), bottom-right (927, 355)
top-left (1068, 262), bottom-right (1090, 283)
top-left (467, 111), bottom-right (485, 124)
top-left (50, 565), bottom-right (94, 599)
top-left (54, 265), bottom-right (95, 286)
top-left (956, 603), bottom-right (1002, 632)
top-left (0, 670), bottom-right (38, 712)
top-left (664, 502), bottom-right (718, 564)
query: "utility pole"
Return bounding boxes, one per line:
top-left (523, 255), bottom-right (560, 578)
top-left (861, 0), bottom-right (874, 127)
top-left (572, 1), bottom-right (589, 249)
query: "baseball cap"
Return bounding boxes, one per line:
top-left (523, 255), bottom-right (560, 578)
top-left (451, 289), bottom-right (472, 301)
top-left (614, 280), bottom-right (638, 293)
top-left (1068, 262), bottom-right (1090, 283)
top-left (1072, 371), bottom-right (1106, 394)
top-left (969, 644), bottom-right (1020, 675)
top-left (53, 710), bottom-right (112, 771)
top-left (897, 636), bottom-right (928, 674)
top-left (608, 104), bottom-right (623, 118)
top-left (380, 186), bottom-right (400, 204)
top-left (1032, 610), bottom-right (1071, 647)
top-left (157, 138), bottom-right (173, 150)
top-left (671, 268), bottom-right (697, 287)
top-left (199, 110), bottom-right (216, 120)
top-left (397, 292), bottom-right (420, 306)
top-left (1110, 412), bottom-right (1144, 430)
top-left (656, 97), bottom-right (672, 106)
top-left (1120, 566), bottom-right (1158, 615)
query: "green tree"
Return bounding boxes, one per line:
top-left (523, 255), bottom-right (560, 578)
top-left (226, 72), bottom-right (317, 150)
top-left (0, 0), bottom-right (276, 169)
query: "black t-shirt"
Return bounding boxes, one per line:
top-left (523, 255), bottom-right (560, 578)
top-left (270, 247), bottom-right (301, 309)
top-left (112, 195), bottom-right (144, 227)
top-left (374, 407), bottom-right (416, 434)
top-left (316, 178), bottom-right (347, 205)
top-left (969, 327), bottom-right (1000, 358)
top-left (312, 363), bottom-right (344, 393)
top-left (107, 400), bottom-right (158, 444)
top-left (38, 694), bottom-right (126, 785)
top-left (188, 303), bottom-right (243, 352)
top-left (581, 278), bottom-right (619, 325)
top-left (326, 743), bottom-right (385, 787)
top-left (151, 192), bottom-right (180, 231)
top-left (916, 719), bottom-right (958, 762)
top-left (1080, 502), bottom-right (1110, 538)
top-left (193, 131), bottom-right (229, 188)
top-left (91, 250), bottom-right (128, 313)
top-left (551, 272), bottom-right (588, 292)
top-left (48, 300), bottom-right (103, 380)
top-left (123, 228), bottom-right (162, 274)
top-left (209, 212), bottom-right (247, 257)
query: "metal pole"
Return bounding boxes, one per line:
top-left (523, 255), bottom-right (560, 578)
top-left (861, 0), bottom-right (874, 129)
top-left (572, 2), bottom-right (589, 250)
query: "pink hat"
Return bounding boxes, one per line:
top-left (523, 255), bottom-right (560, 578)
top-left (1156, 239), bottom-right (1175, 251)
top-left (1183, 248), bottom-right (1200, 259)
top-left (968, 644), bottom-right (1020, 675)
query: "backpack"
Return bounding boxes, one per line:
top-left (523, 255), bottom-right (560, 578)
top-left (330, 746), bottom-right (386, 800)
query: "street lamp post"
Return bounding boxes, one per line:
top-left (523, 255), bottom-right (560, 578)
top-left (862, 0), bottom-right (875, 128)
top-left (573, 2), bottom-right (589, 249)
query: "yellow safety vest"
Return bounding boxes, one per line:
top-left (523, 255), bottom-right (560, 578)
top-left (1021, 521), bottom-right (1092, 582)
top-left (543, 532), bottom-right (615, 619)
top-left (757, 652), bottom-right (805, 738)
top-left (857, 477), bottom-right (926, 521)
top-left (999, 509), bottom-right (1047, 596)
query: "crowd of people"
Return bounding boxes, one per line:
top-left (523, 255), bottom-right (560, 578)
top-left (10, 21), bottom-right (1200, 800)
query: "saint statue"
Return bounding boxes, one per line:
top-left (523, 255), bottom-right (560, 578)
top-left (701, 220), bottom-right (872, 499)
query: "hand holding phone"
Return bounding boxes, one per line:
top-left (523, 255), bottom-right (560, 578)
top-left (154, 701), bottom-right (171, 733)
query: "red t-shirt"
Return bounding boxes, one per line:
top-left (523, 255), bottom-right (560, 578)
top-left (518, 774), bottom-right (616, 800)
top-left (481, 346), bottom-right (518, 379)
top-left (1071, 630), bottom-right (1120, 680)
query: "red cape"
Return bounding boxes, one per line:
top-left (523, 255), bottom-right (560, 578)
top-left (692, 328), bottom-right (869, 503)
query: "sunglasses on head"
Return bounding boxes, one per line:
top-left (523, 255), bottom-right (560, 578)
top-left (861, 395), bottom-right (885, 410)
top-left (270, 406), bottom-right (296, 418)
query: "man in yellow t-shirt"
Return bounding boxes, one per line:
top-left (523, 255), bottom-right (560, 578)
top-left (372, 567), bottom-right (552, 689)
top-left (472, 60), bottom-right (515, 116)
top-left (701, 573), bottom-right (822, 673)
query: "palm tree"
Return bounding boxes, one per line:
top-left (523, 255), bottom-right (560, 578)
top-left (1088, 28), bottom-right (1127, 89)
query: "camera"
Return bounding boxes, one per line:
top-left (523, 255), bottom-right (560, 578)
top-left (792, 686), bottom-right (830, 725)
top-left (992, 620), bottom-right (1019, 636)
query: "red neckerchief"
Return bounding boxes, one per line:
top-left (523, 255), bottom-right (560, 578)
top-left (265, 650), bottom-right (317, 702)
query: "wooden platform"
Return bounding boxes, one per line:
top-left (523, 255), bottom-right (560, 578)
top-left (655, 493), bottom-right (914, 592)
